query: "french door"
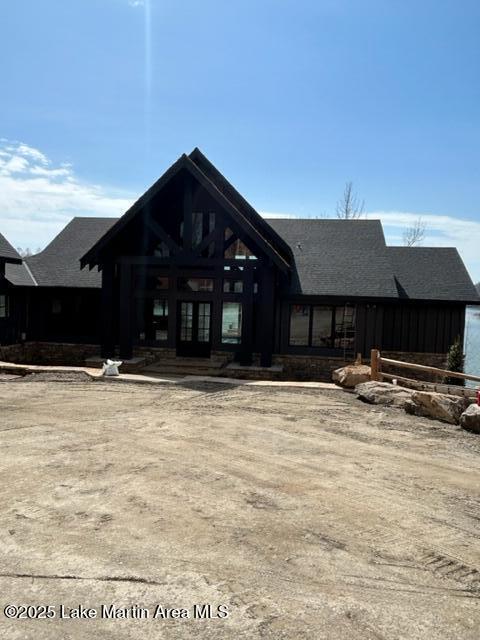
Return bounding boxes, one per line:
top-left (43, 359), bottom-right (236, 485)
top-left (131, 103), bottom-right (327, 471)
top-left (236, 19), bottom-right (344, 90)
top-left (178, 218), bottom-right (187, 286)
top-left (176, 301), bottom-right (212, 357)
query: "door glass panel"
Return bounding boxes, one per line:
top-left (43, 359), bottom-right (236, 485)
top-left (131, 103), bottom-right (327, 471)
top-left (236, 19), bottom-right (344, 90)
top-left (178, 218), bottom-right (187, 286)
top-left (180, 302), bottom-right (193, 341)
top-left (197, 303), bottom-right (211, 343)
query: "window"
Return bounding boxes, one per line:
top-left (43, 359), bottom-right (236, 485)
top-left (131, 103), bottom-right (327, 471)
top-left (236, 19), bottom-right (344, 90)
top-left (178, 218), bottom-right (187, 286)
top-left (192, 211), bottom-right (215, 256)
top-left (153, 299), bottom-right (168, 341)
top-left (222, 302), bottom-right (242, 344)
top-left (0, 295), bottom-right (8, 318)
top-left (289, 305), bottom-right (310, 346)
top-left (224, 228), bottom-right (257, 260)
top-left (289, 305), bottom-right (356, 349)
top-left (312, 306), bottom-right (333, 347)
top-left (178, 278), bottom-right (214, 292)
top-left (223, 279), bottom-right (243, 293)
top-left (154, 241), bottom-right (170, 258)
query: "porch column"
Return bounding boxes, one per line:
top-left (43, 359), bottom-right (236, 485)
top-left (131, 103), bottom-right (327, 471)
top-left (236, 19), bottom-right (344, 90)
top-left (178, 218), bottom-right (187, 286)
top-left (119, 263), bottom-right (133, 360)
top-left (259, 266), bottom-right (275, 367)
top-left (239, 267), bottom-right (254, 365)
top-left (101, 262), bottom-right (115, 358)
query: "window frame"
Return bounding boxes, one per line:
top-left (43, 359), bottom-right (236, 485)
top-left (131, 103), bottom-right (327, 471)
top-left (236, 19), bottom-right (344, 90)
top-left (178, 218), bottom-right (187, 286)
top-left (221, 301), bottom-right (243, 344)
top-left (288, 304), bottom-right (355, 350)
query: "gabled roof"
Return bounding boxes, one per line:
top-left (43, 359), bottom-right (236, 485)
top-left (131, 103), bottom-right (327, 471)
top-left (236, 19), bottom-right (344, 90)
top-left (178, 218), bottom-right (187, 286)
top-left (0, 233), bottom-right (22, 264)
top-left (188, 148), bottom-right (293, 264)
top-left (268, 219), bottom-right (399, 298)
top-left (388, 247), bottom-right (480, 303)
top-left (26, 217), bottom-right (117, 287)
top-left (80, 151), bottom-right (291, 272)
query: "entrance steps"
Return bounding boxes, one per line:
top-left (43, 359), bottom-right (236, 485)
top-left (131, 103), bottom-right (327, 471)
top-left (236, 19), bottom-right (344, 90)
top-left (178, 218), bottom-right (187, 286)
top-left (142, 355), bottom-right (229, 377)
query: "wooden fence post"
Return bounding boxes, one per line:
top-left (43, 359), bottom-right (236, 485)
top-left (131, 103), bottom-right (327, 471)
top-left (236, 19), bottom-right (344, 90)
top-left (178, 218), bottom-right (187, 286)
top-left (371, 349), bottom-right (380, 381)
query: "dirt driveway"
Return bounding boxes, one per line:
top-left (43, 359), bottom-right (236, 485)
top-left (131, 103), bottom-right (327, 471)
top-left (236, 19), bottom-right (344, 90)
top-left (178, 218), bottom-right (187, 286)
top-left (0, 374), bottom-right (479, 639)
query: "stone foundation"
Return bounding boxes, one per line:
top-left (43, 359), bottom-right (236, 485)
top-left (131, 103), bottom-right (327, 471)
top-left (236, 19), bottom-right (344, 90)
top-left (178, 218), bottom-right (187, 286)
top-left (0, 342), bottom-right (99, 366)
top-left (0, 342), bottom-right (453, 384)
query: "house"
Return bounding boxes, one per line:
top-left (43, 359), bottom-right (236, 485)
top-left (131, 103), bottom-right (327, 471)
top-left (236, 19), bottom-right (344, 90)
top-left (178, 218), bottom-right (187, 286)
top-left (1, 149), bottom-right (479, 379)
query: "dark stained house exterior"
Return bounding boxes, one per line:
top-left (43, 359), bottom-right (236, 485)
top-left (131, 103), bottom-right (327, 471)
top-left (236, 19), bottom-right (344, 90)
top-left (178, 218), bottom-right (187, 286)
top-left (1, 149), bottom-right (479, 377)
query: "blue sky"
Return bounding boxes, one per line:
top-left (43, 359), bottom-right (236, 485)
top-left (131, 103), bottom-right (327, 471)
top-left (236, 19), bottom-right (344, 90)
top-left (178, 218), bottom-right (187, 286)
top-left (1, 0), bottom-right (479, 280)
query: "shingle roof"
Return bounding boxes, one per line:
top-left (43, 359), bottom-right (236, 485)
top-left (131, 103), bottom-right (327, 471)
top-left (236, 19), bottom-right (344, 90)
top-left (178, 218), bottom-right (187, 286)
top-left (268, 219), bottom-right (400, 298)
top-left (388, 247), bottom-right (480, 303)
top-left (5, 215), bottom-right (478, 303)
top-left (5, 262), bottom-right (37, 286)
top-left (0, 233), bottom-right (22, 263)
top-left (26, 217), bottom-right (117, 287)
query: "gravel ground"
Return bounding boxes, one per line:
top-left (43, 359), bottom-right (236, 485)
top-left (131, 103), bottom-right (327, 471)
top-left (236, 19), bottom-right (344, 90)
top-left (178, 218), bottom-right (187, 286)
top-left (0, 375), bottom-right (479, 639)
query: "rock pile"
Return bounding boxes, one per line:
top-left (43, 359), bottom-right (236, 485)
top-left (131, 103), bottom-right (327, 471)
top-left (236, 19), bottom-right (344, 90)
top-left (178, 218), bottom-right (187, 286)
top-left (332, 364), bottom-right (371, 389)
top-left (354, 380), bottom-right (479, 432)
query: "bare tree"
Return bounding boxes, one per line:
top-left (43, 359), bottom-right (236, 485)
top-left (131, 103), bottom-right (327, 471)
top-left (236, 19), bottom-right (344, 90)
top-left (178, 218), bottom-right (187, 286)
top-left (16, 247), bottom-right (33, 257)
top-left (403, 217), bottom-right (426, 247)
top-left (336, 181), bottom-right (365, 219)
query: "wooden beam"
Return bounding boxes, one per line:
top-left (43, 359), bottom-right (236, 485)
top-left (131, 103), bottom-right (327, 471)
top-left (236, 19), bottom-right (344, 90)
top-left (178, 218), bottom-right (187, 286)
top-left (370, 349), bottom-right (380, 381)
top-left (380, 372), bottom-right (477, 397)
top-left (100, 262), bottom-right (115, 358)
top-left (119, 263), bottom-right (133, 359)
top-left (380, 356), bottom-right (480, 384)
top-left (193, 227), bottom-right (217, 255)
top-left (239, 268), bottom-right (254, 365)
top-left (145, 215), bottom-right (181, 255)
top-left (259, 266), bottom-right (275, 367)
top-left (183, 175), bottom-right (193, 251)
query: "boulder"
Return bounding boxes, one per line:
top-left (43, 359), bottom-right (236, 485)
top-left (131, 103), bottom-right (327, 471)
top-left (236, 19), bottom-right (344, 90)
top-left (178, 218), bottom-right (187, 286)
top-left (404, 391), bottom-right (470, 425)
top-left (332, 364), bottom-right (371, 388)
top-left (459, 403), bottom-right (480, 434)
top-left (355, 381), bottom-right (414, 407)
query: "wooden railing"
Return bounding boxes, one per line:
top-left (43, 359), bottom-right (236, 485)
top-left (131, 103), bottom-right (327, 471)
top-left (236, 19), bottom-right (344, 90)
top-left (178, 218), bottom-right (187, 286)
top-left (370, 349), bottom-right (480, 388)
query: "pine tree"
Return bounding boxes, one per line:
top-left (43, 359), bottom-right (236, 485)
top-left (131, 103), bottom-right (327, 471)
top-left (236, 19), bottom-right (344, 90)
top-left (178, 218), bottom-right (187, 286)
top-left (445, 337), bottom-right (464, 386)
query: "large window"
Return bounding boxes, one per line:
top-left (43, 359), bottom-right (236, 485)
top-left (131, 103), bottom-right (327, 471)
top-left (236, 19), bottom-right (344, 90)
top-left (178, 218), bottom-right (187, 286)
top-left (222, 302), bottom-right (242, 344)
top-left (0, 295), bottom-right (8, 318)
top-left (289, 304), bottom-right (356, 349)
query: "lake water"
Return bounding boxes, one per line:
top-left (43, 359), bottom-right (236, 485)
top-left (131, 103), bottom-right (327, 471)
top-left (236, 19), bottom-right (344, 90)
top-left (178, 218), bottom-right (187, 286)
top-left (465, 306), bottom-right (480, 384)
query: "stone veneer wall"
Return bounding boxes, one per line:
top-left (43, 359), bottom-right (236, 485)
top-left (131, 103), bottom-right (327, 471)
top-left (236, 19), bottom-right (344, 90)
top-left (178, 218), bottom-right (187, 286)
top-left (0, 342), bottom-right (99, 366)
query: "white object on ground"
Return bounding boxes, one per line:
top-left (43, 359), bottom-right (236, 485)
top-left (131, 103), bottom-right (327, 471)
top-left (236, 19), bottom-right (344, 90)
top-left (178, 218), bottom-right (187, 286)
top-left (102, 359), bottom-right (123, 376)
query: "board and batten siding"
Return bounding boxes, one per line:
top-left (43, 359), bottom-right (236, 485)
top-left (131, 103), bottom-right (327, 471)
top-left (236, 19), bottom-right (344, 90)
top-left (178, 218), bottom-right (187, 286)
top-left (356, 303), bottom-right (465, 355)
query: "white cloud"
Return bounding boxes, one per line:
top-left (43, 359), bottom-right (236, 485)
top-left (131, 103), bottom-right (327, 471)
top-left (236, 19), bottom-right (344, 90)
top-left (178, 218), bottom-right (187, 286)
top-left (128, 0), bottom-right (144, 6)
top-left (0, 140), bottom-right (134, 251)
